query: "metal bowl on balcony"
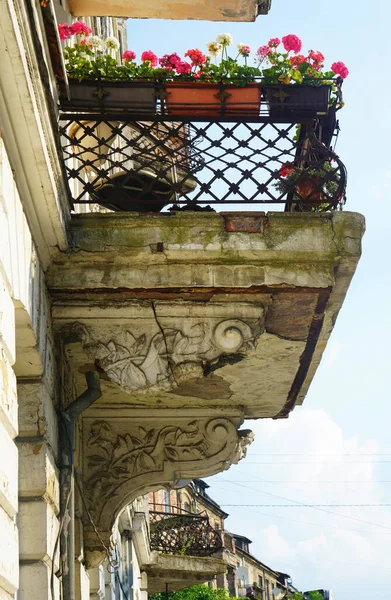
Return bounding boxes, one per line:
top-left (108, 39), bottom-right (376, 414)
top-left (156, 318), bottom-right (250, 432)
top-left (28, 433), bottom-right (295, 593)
top-left (68, 121), bottom-right (197, 212)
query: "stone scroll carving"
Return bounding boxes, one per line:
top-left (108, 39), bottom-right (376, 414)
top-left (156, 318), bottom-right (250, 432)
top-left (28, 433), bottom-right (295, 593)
top-left (82, 416), bottom-right (253, 568)
top-left (69, 309), bottom-right (264, 394)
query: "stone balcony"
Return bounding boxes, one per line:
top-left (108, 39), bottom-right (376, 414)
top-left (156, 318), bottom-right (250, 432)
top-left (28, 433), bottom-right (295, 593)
top-left (47, 209), bottom-right (364, 565)
top-left (132, 510), bottom-right (226, 593)
top-left (67, 0), bottom-right (271, 21)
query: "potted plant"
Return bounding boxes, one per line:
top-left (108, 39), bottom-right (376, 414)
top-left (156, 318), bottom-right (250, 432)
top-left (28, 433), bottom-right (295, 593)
top-left (58, 22), bottom-right (158, 111)
top-left (274, 160), bottom-right (342, 210)
top-left (161, 35), bottom-right (262, 116)
top-left (257, 35), bottom-right (348, 116)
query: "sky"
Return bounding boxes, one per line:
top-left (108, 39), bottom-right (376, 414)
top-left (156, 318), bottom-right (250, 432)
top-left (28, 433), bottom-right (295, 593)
top-left (125, 3), bottom-right (391, 598)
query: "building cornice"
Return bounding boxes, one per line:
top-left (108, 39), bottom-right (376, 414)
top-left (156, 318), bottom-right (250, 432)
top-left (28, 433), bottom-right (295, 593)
top-left (0, 0), bottom-right (69, 269)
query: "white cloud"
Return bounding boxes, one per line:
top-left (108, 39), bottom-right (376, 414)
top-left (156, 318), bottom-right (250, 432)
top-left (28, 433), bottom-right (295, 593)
top-left (208, 408), bottom-right (391, 598)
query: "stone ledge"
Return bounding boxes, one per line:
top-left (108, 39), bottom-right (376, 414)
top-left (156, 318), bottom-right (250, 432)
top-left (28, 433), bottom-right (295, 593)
top-left (0, 507), bottom-right (18, 594)
top-left (0, 421), bottom-right (18, 518)
top-left (18, 441), bottom-right (60, 514)
top-left (18, 500), bottom-right (59, 567)
top-left (17, 380), bottom-right (58, 456)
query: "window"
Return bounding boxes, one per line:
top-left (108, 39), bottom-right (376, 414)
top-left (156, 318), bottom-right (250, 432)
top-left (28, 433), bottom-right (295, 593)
top-left (258, 576), bottom-right (263, 589)
top-left (163, 489), bottom-right (170, 512)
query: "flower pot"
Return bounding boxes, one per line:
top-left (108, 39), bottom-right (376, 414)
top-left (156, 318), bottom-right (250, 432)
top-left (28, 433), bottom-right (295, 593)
top-left (60, 81), bottom-right (157, 112)
top-left (265, 84), bottom-right (330, 117)
top-left (165, 83), bottom-right (261, 117)
top-left (296, 177), bottom-right (323, 203)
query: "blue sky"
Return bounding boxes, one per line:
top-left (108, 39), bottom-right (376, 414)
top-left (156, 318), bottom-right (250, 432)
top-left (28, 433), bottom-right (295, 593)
top-left (125, 3), bottom-right (391, 598)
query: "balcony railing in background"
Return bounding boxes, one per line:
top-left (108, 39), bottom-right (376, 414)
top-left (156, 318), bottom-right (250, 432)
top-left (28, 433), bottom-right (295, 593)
top-left (149, 504), bottom-right (222, 557)
top-left (58, 81), bottom-right (346, 214)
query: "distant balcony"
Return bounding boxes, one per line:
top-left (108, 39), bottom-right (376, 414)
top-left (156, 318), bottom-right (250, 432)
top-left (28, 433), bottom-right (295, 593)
top-left (58, 80), bottom-right (347, 215)
top-left (149, 504), bottom-right (222, 557)
top-left (238, 585), bottom-right (264, 599)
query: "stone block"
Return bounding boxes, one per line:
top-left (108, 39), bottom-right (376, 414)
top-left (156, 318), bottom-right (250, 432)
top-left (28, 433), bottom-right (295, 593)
top-left (17, 380), bottom-right (58, 454)
top-left (0, 273), bottom-right (15, 365)
top-left (18, 500), bottom-right (59, 567)
top-left (19, 561), bottom-right (59, 600)
top-left (0, 588), bottom-right (13, 600)
top-left (18, 441), bottom-right (60, 513)
top-left (0, 507), bottom-right (18, 594)
top-left (0, 347), bottom-right (17, 438)
top-left (0, 421), bottom-right (17, 518)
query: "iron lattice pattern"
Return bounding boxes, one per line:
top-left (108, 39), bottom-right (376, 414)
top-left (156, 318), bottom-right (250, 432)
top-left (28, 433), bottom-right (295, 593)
top-left (149, 507), bottom-right (222, 557)
top-left (59, 116), bottom-right (347, 212)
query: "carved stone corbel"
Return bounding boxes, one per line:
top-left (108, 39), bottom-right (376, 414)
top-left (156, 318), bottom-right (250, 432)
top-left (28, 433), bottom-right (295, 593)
top-left (81, 416), bottom-right (253, 568)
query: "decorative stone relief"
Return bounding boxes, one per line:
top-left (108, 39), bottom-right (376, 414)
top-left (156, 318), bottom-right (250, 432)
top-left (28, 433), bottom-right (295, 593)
top-left (69, 307), bottom-right (265, 394)
top-left (82, 416), bottom-right (253, 568)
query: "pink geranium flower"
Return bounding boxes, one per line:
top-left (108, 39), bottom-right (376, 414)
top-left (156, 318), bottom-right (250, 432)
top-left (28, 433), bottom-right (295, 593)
top-left (256, 45), bottom-right (271, 59)
top-left (185, 48), bottom-right (207, 66)
top-left (141, 50), bottom-right (158, 67)
top-left (282, 34), bottom-right (302, 54)
top-left (331, 61), bottom-right (349, 78)
top-left (268, 37), bottom-right (280, 48)
top-left (159, 53), bottom-right (181, 69)
top-left (176, 61), bottom-right (192, 74)
top-left (122, 50), bottom-right (136, 62)
top-left (70, 21), bottom-right (92, 36)
top-left (58, 23), bottom-right (72, 41)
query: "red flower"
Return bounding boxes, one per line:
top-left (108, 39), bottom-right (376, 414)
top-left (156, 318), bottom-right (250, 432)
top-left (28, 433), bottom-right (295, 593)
top-left (331, 61), bottom-right (349, 79)
top-left (185, 48), bottom-right (207, 67)
top-left (282, 34), bottom-right (302, 54)
top-left (280, 163), bottom-right (293, 177)
top-left (308, 50), bottom-right (325, 64)
top-left (141, 50), bottom-right (158, 67)
top-left (176, 61), bottom-right (192, 74)
top-left (70, 21), bottom-right (92, 36)
top-left (122, 50), bottom-right (136, 62)
top-left (289, 54), bottom-right (307, 68)
top-left (58, 23), bottom-right (72, 41)
top-left (159, 53), bottom-right (181, 69)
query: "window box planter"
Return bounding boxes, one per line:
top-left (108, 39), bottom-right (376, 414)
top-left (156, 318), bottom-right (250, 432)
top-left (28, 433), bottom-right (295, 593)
top-left (264, 84), bottom-right (330, 117)
top-left (164, 83), bottom-right (261, 117)
top-left (60, 80), bottom-right (157, 112)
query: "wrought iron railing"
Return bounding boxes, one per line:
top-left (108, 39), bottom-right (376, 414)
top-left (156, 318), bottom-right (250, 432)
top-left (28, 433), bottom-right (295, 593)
top-left (58, 82), bottom-right (347, 213)
top-left (149, 504), bottom-right (222, 557)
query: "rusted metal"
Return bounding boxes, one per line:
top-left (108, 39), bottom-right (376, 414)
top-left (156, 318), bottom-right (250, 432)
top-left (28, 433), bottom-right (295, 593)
top-left (58, 103), bottom-right (346, 212)
top-left (274, 289), bottom-right (331, 418)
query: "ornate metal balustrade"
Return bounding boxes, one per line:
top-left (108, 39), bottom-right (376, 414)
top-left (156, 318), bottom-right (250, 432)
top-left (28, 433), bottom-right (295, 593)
top-left (58, 82), bottom-right (347, 213)
top-left (149, 504), bottom-right (222, 557)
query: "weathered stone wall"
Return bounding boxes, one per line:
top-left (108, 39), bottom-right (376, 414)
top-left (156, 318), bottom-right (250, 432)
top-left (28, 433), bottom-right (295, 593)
top-left (0, 135), bottom-right (63, 599)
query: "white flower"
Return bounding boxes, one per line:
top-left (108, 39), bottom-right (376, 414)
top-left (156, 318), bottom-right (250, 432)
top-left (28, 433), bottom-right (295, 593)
top-left (216, 33), bottom-right (233, 46)
top-left (206, 41), bottom-right (223, 56)
top-left (85, 35), bottom-right (101, 49)
top-left (105, 36), bottom-right (120, 51)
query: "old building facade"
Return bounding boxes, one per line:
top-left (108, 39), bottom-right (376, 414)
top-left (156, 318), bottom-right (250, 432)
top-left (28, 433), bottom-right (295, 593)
top-left (0, 1), bottom-right (364, 599)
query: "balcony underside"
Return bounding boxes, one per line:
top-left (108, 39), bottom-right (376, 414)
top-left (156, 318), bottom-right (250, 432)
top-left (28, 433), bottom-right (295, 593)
top-left (145, 554), bottom-right (227, 593)
top-left (49, 211), bottom-right (364, 419)
top-left (67, 0), bottom-right (270, 20)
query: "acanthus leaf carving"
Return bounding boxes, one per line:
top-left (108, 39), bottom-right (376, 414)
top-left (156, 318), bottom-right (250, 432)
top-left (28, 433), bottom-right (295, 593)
top-left (69, 307), bottom-right (264, 394)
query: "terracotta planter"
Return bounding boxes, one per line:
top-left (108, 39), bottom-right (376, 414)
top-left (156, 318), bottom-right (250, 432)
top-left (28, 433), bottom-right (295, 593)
top-left (60, 80), bottom-right (157, 112)
top-left (296, 177), bottom-right (323, 203)
top-left (265, 84), bottom-right (330, 117)
top-left (165, 83), bottom-right (261, 117)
